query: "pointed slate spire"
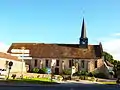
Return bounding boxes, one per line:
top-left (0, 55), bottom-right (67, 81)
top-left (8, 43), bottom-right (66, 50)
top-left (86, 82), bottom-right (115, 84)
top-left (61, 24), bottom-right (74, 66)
top-left (81, 18), bottom-right (87, 38)
top-left (79, 18), bottom-right (88, 48)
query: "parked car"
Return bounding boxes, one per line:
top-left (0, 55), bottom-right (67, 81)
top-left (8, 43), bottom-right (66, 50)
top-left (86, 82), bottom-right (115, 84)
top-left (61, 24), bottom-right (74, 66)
top-left (0, 69), bottom-right (7, 79)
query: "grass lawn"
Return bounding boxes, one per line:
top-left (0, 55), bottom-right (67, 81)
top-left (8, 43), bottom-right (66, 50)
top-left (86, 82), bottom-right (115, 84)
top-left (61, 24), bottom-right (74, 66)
top-left (0, 78), bottom-right (58, 84)
top-left (100, 81), bottom-right (117, 85)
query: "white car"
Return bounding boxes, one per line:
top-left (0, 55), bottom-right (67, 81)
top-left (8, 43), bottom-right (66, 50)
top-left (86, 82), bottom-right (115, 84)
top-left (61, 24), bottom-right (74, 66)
top-left (0, 69), bottom-right (7, 79)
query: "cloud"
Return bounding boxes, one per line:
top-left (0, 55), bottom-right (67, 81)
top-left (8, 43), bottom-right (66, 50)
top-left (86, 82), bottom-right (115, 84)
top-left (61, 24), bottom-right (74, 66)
top-left (101, 38), bottom-right (120, 60)
top-left (0, 42), bottom-right (10, 53)
top-left (112, 33), bottom-right (120, 36)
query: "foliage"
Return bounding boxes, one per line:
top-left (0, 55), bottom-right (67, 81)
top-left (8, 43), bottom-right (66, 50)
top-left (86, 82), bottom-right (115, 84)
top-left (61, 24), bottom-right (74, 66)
top-left (32, 68), bottom-right (40, 73)
top-left (31, 67), bottom-right (48, 74)
top-left (93, 72), bottom-right (107, 79)
top-left (62, 75), bottom-right (71, 80)
top-left (39, 68), bottom-right (48, 74)
top-left (73, 71), bottom-right (81, 76)
top-left (102, 51), bottom-right (119, 65)
top-left (102, 51), bottom-right (120, 78)
top-left (87, 72), bottom-right (94, 77)
top-left (116, 78), bottom-right (120, 84)
top-left (102, 51), bottom-right (114, 63)
top-left (11, 74), bottom-right (16, 79)
top-left (109, 71), bottom-right (114, 75)
top-left (79, 75), bottom-right (88, 80)
top-left (62, 69), bottom-right (71, 75)
top-left (116, 62), bottom-right (120, 70)
top-left (73, 71), bottom-right (89, 76)
top-left (57, 75), bottom-right (63, 81)
top-left (80, 71), bottom-right (88, 76)
top-left (73, 71), bottom-right (107, 79)
top-left (72, 71), bottom-right (88, 80)
top-left (91, 77), bottom-right (95, 81)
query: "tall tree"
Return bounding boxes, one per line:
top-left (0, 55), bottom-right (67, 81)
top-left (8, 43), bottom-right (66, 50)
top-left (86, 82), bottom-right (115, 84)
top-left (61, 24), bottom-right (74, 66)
top-left (102, 51), bottom-right (115, 64)
top-left (102, 51), bottom-right (120, 78)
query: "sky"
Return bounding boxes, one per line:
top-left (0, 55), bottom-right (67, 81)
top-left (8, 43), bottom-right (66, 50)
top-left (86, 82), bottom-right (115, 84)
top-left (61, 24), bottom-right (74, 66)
top-left (0, 0), bottom-right (120, 60)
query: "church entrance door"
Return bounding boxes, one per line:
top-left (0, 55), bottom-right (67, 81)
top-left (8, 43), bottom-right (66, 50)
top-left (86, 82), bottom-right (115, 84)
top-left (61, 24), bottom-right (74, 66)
top-left (55, 68), bottom-right (59, 75)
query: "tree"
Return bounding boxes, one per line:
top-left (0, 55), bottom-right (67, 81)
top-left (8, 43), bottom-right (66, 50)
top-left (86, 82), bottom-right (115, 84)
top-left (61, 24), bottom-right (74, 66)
top-left (102, 51), bottom-right (114, 64)
top-left (102, 51), bottom-right (120, 78)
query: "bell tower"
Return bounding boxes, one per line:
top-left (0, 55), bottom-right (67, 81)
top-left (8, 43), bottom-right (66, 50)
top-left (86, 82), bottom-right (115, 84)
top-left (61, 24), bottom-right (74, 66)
top-left (79, 18), bottom-right (88, 48)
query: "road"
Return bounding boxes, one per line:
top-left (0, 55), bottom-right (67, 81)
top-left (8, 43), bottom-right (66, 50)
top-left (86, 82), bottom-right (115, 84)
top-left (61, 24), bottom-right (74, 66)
top-left (0, 83), bottom-right (120, 90)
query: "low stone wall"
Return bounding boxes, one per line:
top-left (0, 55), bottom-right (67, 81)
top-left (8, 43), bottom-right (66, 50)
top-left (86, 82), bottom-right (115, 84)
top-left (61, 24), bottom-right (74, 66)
top-left (10, 73), bottom-right (51, 79)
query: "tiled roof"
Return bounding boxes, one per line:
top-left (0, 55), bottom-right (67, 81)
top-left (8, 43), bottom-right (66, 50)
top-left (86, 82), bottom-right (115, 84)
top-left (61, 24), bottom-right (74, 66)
top-left (105, 60), bottom-right (114, 67)
top-left (0, 52), bottom-right (21, 61)
top-left (7, 43), bottom-right (103, 59)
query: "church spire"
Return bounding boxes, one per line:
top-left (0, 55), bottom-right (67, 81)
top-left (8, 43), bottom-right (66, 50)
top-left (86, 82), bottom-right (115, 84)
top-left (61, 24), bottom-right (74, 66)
top-left (79, 18), bottom-right (88, 48)
top-left (81, 18), bottom-right (87, 38)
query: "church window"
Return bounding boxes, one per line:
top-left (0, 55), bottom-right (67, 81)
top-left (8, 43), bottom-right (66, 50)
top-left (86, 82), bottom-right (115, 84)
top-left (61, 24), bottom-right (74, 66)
top-left (95, 61), bottom-right (97, 68)
top-left (72, 59), bottom-right (74, 66)
top-left (34, 59), bottom-right (37, 67)
top-left (81, 60), bottom-right (85, 68)
top-left (56, 60), bottom-right (59, 66)
top-left (46, 59), bottom-right (49, 67)
top-left (69, 60), bottom-right (72, 68)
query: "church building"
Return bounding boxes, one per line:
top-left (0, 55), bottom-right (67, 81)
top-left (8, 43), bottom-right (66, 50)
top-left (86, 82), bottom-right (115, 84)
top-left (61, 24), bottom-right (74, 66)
top-left (7, 19), bottom-right (107, 76)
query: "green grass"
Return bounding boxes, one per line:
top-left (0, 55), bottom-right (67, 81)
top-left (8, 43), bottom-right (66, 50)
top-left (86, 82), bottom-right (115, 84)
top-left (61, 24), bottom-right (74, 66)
top-left (100, 81), bottom-right (117, 85)
top-left (0, 78), bottom-right (58, 84)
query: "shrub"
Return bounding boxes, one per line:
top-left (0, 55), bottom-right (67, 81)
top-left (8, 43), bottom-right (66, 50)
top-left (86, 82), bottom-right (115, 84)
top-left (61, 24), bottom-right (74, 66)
top-left (11, 74), bottom-right (16, 79)
top-left (93, 72), bottom-right (107, 79)
top-left (79, 75), bottom-right (84, 80)
top-left (39, 68), bottom-right (47, 74)
top-left (73, 71), bottom-right (88, 76)
top-left (90, 77), bottom-right (95, 81)
top-left (87, 72), bottom-right (94, 77)
top-left (62, 75), bottom-right (71, 80)
top-left (63, 69), bottom-right (71, 75)
top-left (80, 71), bottom-right (88, 76)
top-left (73, 71), bottom-right (81, 76)
top-left (116, 78), bottom-right (120, 84)
top-left (37, 75), bottom-right (40, 78)
top-left (32, 68), bottom-right (39, 73)
top-left (57, 75), bottom-right (63, 81)
top-left (109, 71), bottom-right (114, 75)
top-left (79, 75), bottom-right (88, 80)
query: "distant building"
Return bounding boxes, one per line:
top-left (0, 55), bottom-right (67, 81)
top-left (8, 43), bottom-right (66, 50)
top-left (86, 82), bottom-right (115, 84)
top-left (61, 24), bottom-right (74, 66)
top-left (7, 19), bottom-right (109, 77)
top-left (0, 52), bottom-right (26, 73)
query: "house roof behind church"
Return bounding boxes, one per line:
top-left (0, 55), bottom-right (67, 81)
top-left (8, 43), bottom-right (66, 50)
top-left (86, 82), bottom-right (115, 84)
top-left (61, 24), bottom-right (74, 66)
top-left (7, 43), bottom-right (103, 59)
top-left (105, 60), bottom-right (114, 67)
top-left (0, 52), bottom-right (21, 61)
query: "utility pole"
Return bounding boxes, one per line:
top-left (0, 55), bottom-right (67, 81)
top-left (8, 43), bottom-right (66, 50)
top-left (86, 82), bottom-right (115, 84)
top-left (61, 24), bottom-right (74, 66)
top-left (70, 59), bottom-right (73, 80)
top-left (21, 47), bottom-right (25, 79)
top-left (7, 61), bottom-right (13, 80)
